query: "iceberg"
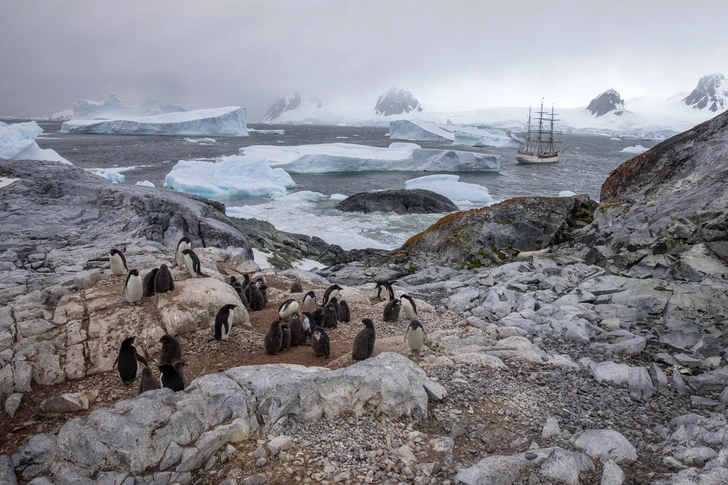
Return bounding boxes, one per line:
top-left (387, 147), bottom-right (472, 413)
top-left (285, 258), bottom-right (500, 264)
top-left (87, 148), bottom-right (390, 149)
top-left (72, 93), bottom-right (187, 120)
top-left (390, 119), bottom-right (523, 149)
top-left (136, 180), bottom-right (155, 187)
top-left (164, 155), bottom-right (295, 198)
top-left (87, 168), bottom-right (126, 184)
top-left (621, 144), bottom-right (648, 154)
top-left (61, 107), bottom-right (248, 136)
top-left (184, 137), bottom-right (217, 145)
top-left (405, 174), bottom-right (493, 204)
top-left (0, 121), bottom-right (71, 164)
top-left (237, 142), bottom-right (501, 173)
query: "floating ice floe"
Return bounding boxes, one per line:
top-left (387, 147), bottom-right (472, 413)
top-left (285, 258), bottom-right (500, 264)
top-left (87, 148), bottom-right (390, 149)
top-left (621, 144), bottom-right (648, 154)
top-left (136, 180), bottom-right (155, 187)
top-left (0, 121), bottom-right (71, 164)
top-left (559, 190), bottom-right (577, 197)
top-left (271, 190), bottom-right (326, 201)
top-left (248, 128), bottom-right (285, 135)
top-left (389, 119), bottom-right (523, 149)
top-left (61, 107), bottom-right (248, 136)
top-left (236, 142), bottom-right (501, 173)
top-left (86, 166), bottom-right (137, 184)
top-left (405, 174), bottom-right (493, 204)
top-left (330, 193), bottom-right (348, 201)
top-left (164, 155), bottom-right (295, 198)
top-left (184, 137), bottom-right (217, 145)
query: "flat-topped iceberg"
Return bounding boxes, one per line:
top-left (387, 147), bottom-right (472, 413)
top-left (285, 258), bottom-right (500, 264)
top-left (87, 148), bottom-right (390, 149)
top-left (237, 142), bottom-right (501, 173)
top-left (61, 107), bottom-right (248, 136)
top-left (405, 174), bottom-right (493, 204)
top-left (72, 93), bottom-right (187, 120)
top-left (0, 121), bottom-right (71, 164)
top-left (389, 119), bottom-right (523, 149)
top-left (164, 155), bottom-right (295, 198)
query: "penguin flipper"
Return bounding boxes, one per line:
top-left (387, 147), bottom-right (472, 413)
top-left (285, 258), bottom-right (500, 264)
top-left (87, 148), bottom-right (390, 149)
top-left (136, 352), bottom-right (148, 366)
top-left (112, 355), bottom-right (119, 369)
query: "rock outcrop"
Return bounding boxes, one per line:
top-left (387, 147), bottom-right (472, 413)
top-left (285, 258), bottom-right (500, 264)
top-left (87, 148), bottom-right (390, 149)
top-left (374, 87), bottom-right (422, 116)
top-left (683, 73), bottom-right (728, 112)
top-left (399, 194), bottom-right (597, 268)
top-left (336, 189), bottom-right (458, 214)
top-left (586, 89), bottom-right (625, 117)
top-left (580, 109), bottom-right (728, 279)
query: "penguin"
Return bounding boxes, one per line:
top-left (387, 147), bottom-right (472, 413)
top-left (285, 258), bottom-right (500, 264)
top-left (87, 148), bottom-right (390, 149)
top-left (175, 236), bottom-right (191, 269)
top-left (143, 268), bottom-right (159, 297)
top-left (375, 281), bottom-right (395, 302)
top-left (182, 248), bottom-right (206, 277)
top-left (124, 269), bottom-right (144, 305)
top-left (113, 336), bottom-right (148, 385)
top-left (338, 299), bottom-right (351, 323)
top-left (264, 320), bottom-right (283, 355)
top-left (259, 283), bottom-right (269, 307)
top-left (159, 334), bottom-right (183, 365)
top-left (301, 312), bottom-right (314, 345)
top-left (154, 264), bottom-right (175, 294)
top-left (312, 307), bottom-right (325, 328)
top-left (229, 277), bottom-right (249, 308)
top-left (278, 299), bottom-right (299, 321)
top-left (290, 281), bottom-right (303, 293)
top-left (289, 312), bottom-right (304, 346)
top-left (281, 323), bottom-right (291, 350)
top-left (248, 284), bottom-right (265, 311)
top-left (214, 304), bottom-right (237, 340)
top-left (310, 320), bottom-right (330, 358)
top-left (322, 284), bottom-right (343, 307)
top-left (352, 318), bottom-right (376, 361)
top-left (159, 361), bottom-right (187, 392)
top-left (383, 298), bottom-right (401, 322)
top-left (138, 366), bottom-right (160, 395)
top-left (301, 290), bottom-right (317, 313)
top-left (400, 294), bottom-right (418, 320)
top-left (328, 297), bottom-right (340, 319)
top-left (109, 249), bottom-right (128, 276)
top-left (323, 302), bottom-right (338, 329)
top-left (404, 320), bottom-right (426, 351)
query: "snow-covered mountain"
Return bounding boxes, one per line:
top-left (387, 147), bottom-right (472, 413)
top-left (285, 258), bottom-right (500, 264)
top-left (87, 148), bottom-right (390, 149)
top-left (262, 92), bottom-right (327, 122)
top-left (586, 89), bottom-right (625, 117)
top-left (72, 94), bottom-right (187, 120)
top-left (682, 73), bottom-right (728, 112)
top-left (374, 87), bottom-right (422, 116)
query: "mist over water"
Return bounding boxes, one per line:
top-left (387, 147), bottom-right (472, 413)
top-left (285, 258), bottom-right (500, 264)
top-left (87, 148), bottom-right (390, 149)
top-left (35, 122), bottom-right (656, 250)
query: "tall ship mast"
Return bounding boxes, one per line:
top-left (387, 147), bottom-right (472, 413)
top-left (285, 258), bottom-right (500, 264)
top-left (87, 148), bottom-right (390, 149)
top-left (515, 100), bottom-right (568, 164)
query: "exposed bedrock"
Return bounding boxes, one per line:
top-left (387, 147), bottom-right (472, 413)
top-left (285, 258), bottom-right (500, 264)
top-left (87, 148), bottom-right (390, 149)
top-left (336, 188), bottom-right (459, 214)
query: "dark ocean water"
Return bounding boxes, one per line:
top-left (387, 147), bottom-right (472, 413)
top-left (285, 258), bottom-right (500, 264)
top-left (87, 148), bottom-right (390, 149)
top-left (33, 122), bottom-right (656, 250)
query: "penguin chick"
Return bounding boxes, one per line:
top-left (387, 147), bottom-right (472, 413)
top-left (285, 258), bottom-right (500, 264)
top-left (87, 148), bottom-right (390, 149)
top-left (109, 249), bottom-right (128, 276)
top-left (301, 312), bottom-right (313, 345)
top-left (175, 236), bottom-right (191, 269)
top-left (214, 304), bottom-right (237, 340)
top-left (143, 268), bottom-right (159, 297)
top-left (138, 366), bottom-right (160, 395)
top-left (310, 321), bottom-right (330, 358)
top-left (375, 281), bottom-right (395, 302)
top-left (337, 299), bottom-right (351, 323)
top-left (113, 336), bottom-right (148, 385)
top-left (264, 320), bottom-right (283, 355)
top-left (159, 361), bottom-right (186, 392)
top-left (383, 298), bottom-right (401, 322)
top-left (404, 320), bottom-right (426, 351)
top-left (289, 312), bottom-right (304, 346)
top-left (301, 290), bottom-right (317, 313)
top-left (400, 294), bottom-right (418, 320)
top-left (352, 318), bottom-right (376, 361)
top-left (290, 281), bottom-right (303, 293)
top-left (248, 284), bottom-right (265, 311)
top-left (154, 264), bottom-right (175, 294)
top-left (312, 307), bottom-right (325, 328)
top-left (322, 284), bottom-right (343, 307)
top-left (281, 323), bottom-right (291, 350)
top-left (124, 269), bottom-right (143, 305)
top-left (259, 284), bottom-right (269, 307)
top-left (182, 248), bottom-right (207, 277)
top-left (159, 334), bottom-right (183, 365)
top-left (278, 299), bottom-right (299, 321)
top-left (323, 302), bottom-right (338, 329)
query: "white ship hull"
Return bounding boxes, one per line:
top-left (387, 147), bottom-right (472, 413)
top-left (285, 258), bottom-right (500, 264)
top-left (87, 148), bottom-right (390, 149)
top-left (515, 152), bottom-right (561, 164)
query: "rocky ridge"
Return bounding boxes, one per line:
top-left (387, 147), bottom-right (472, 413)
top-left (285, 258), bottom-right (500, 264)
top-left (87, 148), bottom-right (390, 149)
top-left (374, 88), bottom-right (422, 116)
top-left (586, 89), bottom-right (625, 117)
top-left (683, 73), bottom-right (728, 112)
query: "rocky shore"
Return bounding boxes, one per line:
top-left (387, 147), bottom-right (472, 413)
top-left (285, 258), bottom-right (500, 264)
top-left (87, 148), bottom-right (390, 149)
top-left (0, 110), bottom-right (727, 484)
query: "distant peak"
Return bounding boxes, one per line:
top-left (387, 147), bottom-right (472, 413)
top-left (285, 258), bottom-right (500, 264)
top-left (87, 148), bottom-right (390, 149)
top-left (374, 87), bottom-right (422, 116)
top-left (586, 89), bottom-right (625, 117)
top-left (683, 73), bottom-right (728, 112)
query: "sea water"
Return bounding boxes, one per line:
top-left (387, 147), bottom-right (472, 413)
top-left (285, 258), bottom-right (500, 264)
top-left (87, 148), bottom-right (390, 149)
top-left (35, 122), bottom-right (656, 250)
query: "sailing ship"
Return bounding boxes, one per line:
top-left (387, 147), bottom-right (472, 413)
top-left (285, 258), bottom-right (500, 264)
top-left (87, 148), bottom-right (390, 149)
top-left (515, 101), bottom-right (568, 164)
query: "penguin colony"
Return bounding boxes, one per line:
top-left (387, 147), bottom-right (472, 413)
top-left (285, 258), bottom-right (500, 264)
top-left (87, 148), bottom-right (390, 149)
top-left (110, 239), bottom-right (427, 391)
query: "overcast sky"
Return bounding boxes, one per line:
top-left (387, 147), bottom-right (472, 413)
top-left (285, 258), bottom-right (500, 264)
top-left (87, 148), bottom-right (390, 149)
top-left (1, 0), bottom-right (726, 120)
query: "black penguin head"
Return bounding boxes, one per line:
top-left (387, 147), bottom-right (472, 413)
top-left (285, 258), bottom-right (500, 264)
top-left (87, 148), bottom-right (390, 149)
top-left (159, 264), bottom-right (168, 271)
top-left (270, 320), bottom-right (281, 329)
top-left (121, 336), bottom-right (135, 348)
top-left (128, 269), bottom-right (139, 276)
top-left (393, 298), bottom-right (401, 306)
top-left (304, 290), bottom-right (316, 299)
top-left (182, 249), bottom-right (193, 256)
top-left (222, 304), bottom-right (237, 311)
top-left (177, 236), bottom-right (191, 248)
top-left (159, 334), bottom-right (176, 344)
top-left (173, 361), bottom-right (186, 371)
top-left (290, 312), bottom-right (300, 322)
top-left (329, 297), bottom-right (338, 306)
top-left (110, 249), bottom-right (123, 257)
top-left (259, 284), bottom-right (268, 292)
top-left (362, 318), bottom-right (375, 329)
top-left (229, 275), bottom-right (238, 285)
top-left (158, 363), bottom-right (174, 374)
top-left (409, 320), bottom-right (423, 331)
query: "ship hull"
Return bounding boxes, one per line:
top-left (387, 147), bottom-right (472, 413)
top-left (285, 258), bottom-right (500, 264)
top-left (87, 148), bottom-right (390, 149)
top-left (515, 152), bottom-right (561, 164)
